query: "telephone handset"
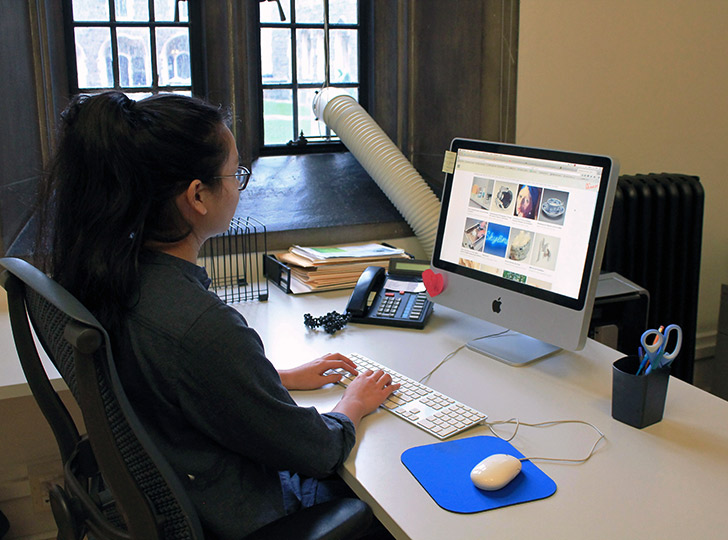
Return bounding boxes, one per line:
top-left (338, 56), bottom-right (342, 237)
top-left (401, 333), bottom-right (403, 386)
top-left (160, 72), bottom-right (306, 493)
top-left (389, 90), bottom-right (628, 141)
top-left (346, 259), bottom-right (433, 329)
top-left (346, 266), bottom-right (386, 316)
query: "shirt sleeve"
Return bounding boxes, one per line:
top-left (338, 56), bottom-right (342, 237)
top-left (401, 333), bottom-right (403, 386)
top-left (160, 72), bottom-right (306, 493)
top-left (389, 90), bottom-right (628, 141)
top-left (170, 301), bottom-right (355, 478)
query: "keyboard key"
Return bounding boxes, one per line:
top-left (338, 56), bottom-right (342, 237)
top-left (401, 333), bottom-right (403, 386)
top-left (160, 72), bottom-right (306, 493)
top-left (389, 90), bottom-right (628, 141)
top-left (419, 419), bottom-right (436, 430)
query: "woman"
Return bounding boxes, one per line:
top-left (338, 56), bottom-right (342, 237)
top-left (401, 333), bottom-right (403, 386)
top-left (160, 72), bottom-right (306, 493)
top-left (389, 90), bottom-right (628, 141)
top-left (35, 91), bottom-right (399, 538)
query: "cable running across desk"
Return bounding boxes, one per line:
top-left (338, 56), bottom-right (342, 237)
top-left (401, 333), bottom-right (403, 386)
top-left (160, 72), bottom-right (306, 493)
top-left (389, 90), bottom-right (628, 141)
top-left (330, 353), bottom-right (488, 440)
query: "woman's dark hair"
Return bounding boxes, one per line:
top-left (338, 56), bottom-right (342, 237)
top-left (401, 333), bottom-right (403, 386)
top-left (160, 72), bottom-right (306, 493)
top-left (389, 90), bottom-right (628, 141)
top-left (35, 91), bottom-right (231, 329)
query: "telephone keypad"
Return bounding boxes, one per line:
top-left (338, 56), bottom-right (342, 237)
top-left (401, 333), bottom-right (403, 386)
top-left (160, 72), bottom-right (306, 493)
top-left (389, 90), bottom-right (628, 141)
top-left (377, 292), bottom-right (402, 317)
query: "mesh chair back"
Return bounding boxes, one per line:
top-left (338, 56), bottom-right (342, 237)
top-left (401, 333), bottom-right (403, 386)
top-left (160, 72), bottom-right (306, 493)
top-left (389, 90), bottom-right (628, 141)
top-left (1, 258), bottom-right (202, 540)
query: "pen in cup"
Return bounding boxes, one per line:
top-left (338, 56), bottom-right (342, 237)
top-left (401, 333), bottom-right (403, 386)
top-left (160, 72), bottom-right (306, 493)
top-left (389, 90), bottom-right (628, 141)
top-left (636, 346), bottom-right (648, 376)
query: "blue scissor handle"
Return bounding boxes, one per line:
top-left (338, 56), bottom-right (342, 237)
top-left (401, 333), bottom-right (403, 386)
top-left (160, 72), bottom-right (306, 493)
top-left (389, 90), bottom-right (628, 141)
top-left (658, 324), bottom-right (682, 361)
top-left (640, 324), bottom-right (683, 371)
top-left (640, 328), bottom-right (664, 359)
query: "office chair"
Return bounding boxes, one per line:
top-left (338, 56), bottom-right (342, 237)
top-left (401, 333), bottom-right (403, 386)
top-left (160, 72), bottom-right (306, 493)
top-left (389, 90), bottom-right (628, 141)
top-left (0, 257), bottom-right (373, 540)
top-left (0, 508), bottom-right (8, 538)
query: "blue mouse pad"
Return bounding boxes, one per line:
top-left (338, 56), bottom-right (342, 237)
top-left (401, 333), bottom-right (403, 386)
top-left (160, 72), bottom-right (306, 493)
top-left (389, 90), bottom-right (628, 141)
top-left (401, 436), bottom-right (557, 513)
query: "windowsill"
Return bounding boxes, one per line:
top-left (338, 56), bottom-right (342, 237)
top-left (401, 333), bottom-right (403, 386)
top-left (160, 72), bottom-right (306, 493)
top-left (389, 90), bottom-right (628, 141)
top-left (5, 153), bottom-right (417, 258)
top-left (234, 152), bottom-right (414, 251)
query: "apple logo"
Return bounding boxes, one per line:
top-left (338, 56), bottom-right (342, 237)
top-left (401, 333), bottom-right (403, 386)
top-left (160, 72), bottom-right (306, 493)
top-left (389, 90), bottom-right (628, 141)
top-left (492, 297), bottom-right (502, 313)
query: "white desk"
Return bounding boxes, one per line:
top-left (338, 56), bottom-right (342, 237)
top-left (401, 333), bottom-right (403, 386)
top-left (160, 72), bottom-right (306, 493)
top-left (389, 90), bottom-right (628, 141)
top-left (0, 306), bottom-right (64, 400)
top-left (237, 285), bottom-right (728, 539)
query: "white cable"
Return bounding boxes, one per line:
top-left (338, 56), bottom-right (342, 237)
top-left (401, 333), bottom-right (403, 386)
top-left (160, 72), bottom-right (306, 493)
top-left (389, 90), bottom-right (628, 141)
top-left (421, 334), bottom-right (607, 465)
top-left (419, 330), bottom-right (511, 384)
top-left (486, 419), bottom-right (607, 464)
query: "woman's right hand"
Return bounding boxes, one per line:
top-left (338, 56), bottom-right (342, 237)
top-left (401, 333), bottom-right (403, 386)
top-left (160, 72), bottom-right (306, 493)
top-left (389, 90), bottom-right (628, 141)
top-left (333, 369), bottom-right (400, 429)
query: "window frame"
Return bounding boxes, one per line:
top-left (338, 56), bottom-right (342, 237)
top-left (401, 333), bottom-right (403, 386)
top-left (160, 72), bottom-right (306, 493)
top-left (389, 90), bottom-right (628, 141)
top-left (61, 0), bottom-right (206, 96)
top-left (257, 0), bottom-right (369, 156)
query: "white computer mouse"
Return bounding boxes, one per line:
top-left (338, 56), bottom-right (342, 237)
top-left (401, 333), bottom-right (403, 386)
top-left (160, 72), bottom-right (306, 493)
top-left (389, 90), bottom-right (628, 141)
top-left (470, 453), bottom-right (523, 491)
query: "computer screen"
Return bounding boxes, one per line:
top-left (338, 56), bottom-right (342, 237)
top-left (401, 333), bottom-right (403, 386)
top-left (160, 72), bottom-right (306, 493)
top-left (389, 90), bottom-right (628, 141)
top-left (430, 139), bottom-right (618, 365)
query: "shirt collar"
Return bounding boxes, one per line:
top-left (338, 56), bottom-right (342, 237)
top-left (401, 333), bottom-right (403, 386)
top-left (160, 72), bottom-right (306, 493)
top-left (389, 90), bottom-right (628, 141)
top-left (141, 250), bottom-right (212, 290)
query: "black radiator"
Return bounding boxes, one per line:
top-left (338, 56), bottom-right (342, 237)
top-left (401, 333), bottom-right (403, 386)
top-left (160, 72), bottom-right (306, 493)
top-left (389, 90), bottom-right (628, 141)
top-left (602, 173), bottom-right (704, 383)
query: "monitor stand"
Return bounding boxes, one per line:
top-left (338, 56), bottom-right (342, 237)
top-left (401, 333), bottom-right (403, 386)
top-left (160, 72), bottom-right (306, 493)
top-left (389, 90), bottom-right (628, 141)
top-left (466, 327), bottom-right (560, 366)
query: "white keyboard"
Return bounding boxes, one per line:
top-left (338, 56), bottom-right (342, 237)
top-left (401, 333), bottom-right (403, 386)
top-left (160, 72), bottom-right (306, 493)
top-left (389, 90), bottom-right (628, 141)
top-left (330, 353), bottom-right (487, 440)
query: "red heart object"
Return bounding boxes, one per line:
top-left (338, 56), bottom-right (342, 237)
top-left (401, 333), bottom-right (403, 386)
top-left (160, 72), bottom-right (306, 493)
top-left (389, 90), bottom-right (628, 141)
top-left (422, 269), bottom-right (445, 297)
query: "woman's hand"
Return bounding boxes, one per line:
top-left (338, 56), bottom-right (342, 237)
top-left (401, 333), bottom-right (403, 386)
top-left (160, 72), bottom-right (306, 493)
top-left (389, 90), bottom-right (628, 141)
top-left (278, 353), bottom-right (358, 391)
top-left (333, 369), bottom-right (401, 429)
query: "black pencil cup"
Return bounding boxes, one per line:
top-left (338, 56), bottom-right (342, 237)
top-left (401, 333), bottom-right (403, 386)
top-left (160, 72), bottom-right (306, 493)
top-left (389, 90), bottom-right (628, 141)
top-left (612, 355), bottom-right (670, 428)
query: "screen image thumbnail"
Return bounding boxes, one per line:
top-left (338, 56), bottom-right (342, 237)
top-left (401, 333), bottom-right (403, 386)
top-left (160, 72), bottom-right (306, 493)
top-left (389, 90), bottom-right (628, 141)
top-left (491, 181), bottom-right (519, 216)
top-left (514, 184), bottom-right (543, 220)
top-left (507, 229), bottom-right (535, 263)
top-left (538, 189), bottom-right (569, 225)
top-left (469, 177), bottom-right (494, 210)
top-left (483, 222), bottom-right (510, 257)
top-left (532, 233), bottom-right (560, 271)
top-left (463, 218), bottom-right (487, 251)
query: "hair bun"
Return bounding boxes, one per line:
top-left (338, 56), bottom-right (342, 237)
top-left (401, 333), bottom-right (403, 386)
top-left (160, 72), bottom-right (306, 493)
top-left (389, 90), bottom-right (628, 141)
top-left (122, 94), bottom-right (136, 111)
top-left (60, 94), bottom-right (90, 126)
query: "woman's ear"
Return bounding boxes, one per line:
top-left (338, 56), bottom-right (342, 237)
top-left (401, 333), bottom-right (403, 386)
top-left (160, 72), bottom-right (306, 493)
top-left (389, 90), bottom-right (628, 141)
top-left (181, 179), bottom-right (208, 217)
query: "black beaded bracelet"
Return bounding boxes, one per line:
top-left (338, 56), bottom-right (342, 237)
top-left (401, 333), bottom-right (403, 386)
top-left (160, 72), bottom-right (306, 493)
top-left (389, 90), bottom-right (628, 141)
top-left (303, 311), bottom-right (351, 335)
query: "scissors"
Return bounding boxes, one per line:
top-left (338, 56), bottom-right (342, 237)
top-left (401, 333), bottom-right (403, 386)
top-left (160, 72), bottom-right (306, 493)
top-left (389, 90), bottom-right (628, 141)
top-left (639, 324), bottom-right (683, 374)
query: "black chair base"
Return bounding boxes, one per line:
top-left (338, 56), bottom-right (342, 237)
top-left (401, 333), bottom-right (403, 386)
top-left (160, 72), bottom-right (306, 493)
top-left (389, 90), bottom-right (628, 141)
top-left (246, 498), bottom-right (372, 540)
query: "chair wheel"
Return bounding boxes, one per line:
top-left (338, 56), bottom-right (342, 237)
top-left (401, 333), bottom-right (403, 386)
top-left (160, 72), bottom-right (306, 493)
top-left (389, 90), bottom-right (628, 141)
top-left (0, 508), bottom-right (9, 538)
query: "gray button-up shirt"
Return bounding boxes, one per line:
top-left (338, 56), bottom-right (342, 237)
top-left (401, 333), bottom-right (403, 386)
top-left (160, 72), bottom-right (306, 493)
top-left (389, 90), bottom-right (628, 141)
top-left (114, 251), bottom-right (355, 538)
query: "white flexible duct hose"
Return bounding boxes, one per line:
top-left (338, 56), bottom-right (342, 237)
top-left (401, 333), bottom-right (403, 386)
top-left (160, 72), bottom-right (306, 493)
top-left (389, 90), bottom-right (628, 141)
top-left (313, 91), bottom-right (440, 257)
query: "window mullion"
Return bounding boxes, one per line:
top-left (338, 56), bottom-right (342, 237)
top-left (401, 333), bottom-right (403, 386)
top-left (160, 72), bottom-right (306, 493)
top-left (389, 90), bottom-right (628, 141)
top-left (323, 0), bottom-right (330, 87)
top-left (109, 0), bottom-right (121, 88)
top-left (323, 0), bottom-right (331, 139)
top-left (148, 0), bottom-right (158, 91)
top-left (289, 5), bottom-right (299, 143)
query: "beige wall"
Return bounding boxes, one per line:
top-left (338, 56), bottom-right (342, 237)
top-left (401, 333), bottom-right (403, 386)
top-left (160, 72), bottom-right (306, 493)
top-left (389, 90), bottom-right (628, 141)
top-left (517, 0), bottom-right (728, 346)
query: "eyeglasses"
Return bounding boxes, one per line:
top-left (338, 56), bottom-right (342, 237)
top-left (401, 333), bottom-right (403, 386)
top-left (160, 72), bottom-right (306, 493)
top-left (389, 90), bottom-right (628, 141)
top-left (214, 166), bottom-right (251, 192)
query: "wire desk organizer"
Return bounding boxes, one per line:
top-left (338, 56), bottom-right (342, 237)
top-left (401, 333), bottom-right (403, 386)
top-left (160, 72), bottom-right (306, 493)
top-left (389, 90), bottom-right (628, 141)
top-left (197, 217), bottom-right (269, 303)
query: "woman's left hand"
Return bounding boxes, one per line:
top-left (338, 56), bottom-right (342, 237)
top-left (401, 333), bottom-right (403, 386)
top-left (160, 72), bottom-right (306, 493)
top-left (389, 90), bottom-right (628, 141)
top-left (278, 353), bottom-right (359, 390)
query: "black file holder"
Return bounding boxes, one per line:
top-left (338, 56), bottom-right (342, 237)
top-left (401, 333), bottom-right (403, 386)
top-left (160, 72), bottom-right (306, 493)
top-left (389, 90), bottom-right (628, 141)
top-left (263, 254), bottom-right (292, 294)
top-left (198, 217), bottom-right (269, 303)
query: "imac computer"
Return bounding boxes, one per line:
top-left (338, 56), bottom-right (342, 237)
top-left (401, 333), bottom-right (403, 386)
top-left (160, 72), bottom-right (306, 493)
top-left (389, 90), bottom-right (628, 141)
top-left (429, 139), bottom-right (619, 366)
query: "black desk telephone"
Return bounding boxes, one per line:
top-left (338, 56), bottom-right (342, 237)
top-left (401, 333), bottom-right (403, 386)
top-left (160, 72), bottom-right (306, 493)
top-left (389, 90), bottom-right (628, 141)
top-left (346, 259), bottom-right (434, 329)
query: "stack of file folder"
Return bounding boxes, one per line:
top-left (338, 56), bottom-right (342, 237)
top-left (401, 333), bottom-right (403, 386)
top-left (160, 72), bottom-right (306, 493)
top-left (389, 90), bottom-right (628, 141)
top-left (271, 243), bottom-right (408, 294)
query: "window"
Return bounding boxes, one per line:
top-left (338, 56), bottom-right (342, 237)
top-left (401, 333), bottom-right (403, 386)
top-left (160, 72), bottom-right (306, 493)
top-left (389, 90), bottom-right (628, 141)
top-left (64, 0), bottom-right (196, 99)
top-left (259, 0), bottom-right (361, 150)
